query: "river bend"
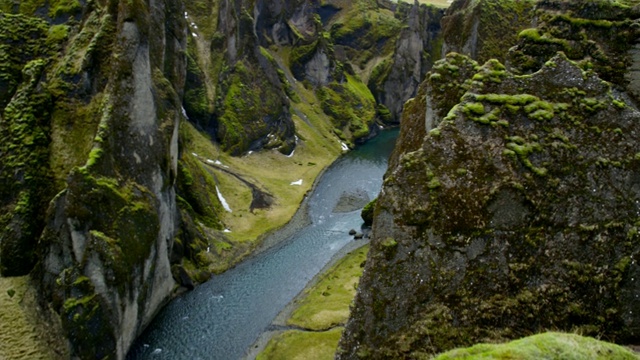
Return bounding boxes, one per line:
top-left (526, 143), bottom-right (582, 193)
top-left (127, 129), bottom-right (398, 359)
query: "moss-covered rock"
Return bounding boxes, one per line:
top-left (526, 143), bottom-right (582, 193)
top-left (317, 74), bottom-right (377, 143)
top-left (367, 2), bottom-right (445, 122)
top-left (29, 0), bottom-right (190, 358)
top-left (441, 0), bottom-right (536, 64)
top-left (508, 0), bottom-right (640, 99)
top-left (338, 52), bottom-right (640, 358)
top-left (361, 198), bottom-right (377, 227)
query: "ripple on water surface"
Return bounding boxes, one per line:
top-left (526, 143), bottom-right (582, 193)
top-left (128, 129), bottom-right (398, 360)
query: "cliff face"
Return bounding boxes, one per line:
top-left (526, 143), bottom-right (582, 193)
top-left (20, 1), bottom-right (187, 358)
top-left (0, 0), bottom-right (440, 358)
top-left (339, 0), bottom-right (640, 358)
top-left (369, 2), bottom-right (445, 122)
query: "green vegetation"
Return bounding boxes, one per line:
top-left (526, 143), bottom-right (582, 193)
top-left (177, 70), bottom-right (346, 272)
top-left (0, 276), bottom-right (68, 359)
top-left (288, 245), bottom-right (369, 330)
top-left (441, 0), bottom-right (536, 64)
top-left (259, 246), bottom-right (369, 359)
top-left (257, 328), bottom-right (344, 360)
top-left (397, 0), bottom-right (452, 8)
top-left (317, 74), bottom-right (376, 141)
top-left (433, 332), bottom-right (640, 360)
top-left (330, 6), bottom-right (402, 52)
top-left (361, 198), bottom-right (377, 226)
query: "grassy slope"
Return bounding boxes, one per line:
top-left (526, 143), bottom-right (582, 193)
top-left (433, 332), bottom-right (640, 360)
top-left (0, 276), bottom-right (68, 359)
top-left (180, 47), bottom-right (346, 272)
top-left (258, 245), bottom-right (369, 359)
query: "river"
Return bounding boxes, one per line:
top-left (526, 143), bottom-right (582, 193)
top-left (127, 129), bottom-right (398, 360)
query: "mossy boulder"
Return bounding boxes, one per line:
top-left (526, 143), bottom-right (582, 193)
top-left (338, 53), bottom-right (640, 358)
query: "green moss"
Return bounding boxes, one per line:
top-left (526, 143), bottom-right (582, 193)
top-left (476, 93), bottom-right (539, 106)
top-left (0, 57), bottom-right (54, 275)
top-left (361, 198), bottom-right (377, 226)
top-left (330, 6), bottom-right (402, 60)
top-left (428, 178), bottom-right (442, 189)
top-left (381, 237), bottom-right (398, 248)
top-left (48, 0), bottom-right (81, 18)
top-left (432, 332), bottom-right (639, 360)
top-left (216, 59), bottom-right (288, 154)
top-left (290, 40), bottom-right (319, 79)
top-left (258, 328), bottom-right (344, 360)
top-left (317, 75), bottom-right (376, 142)
top-left (463, 102), bottom-right (485, 116)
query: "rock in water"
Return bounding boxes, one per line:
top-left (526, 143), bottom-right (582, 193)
top-left (338, 52), bottom-right (640, 358)
top-left (333, 189), bottom-right (371, 213)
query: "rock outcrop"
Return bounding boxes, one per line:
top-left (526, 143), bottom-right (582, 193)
top-left (339, 0), bottom-right (640, 358)
top-left (29, 1), bottom-right (186, 358)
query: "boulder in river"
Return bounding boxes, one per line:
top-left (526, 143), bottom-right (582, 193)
top-left (333, 189), bottom-right (371, 213)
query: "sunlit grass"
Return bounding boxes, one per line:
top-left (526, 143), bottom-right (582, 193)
top-left (258, 245), bottom-right (369, 359)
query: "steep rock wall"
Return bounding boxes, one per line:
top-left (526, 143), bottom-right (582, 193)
top-left (369, 2), bottom-right (445, 122)
top-left (340, 50), bottom-right (640, 360)
top-left (32, 0), bottom-right (187, 358)
top-left (339, 0), bottom-right (640, 358)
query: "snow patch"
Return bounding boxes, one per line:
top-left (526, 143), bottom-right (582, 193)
top-left (290, 179), bottom-right (303, 186)
top-left (341, 142), bottom-right (349, 151)
top-left (286, 149), bottom-right (295, 158)
top-left (223, 229), bottom-right (232, 233)
top-left (216, 186), bottom-right (232, 212)
top-left (181, 106), bottom-right (189, 119)
top-left (192, 33), bottom-right (198, 37)
top-left (192, 152), bottom-right (198, 157)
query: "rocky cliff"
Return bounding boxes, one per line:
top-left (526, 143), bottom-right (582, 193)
top-left (0, 0), bottom-right (441, 358)
top-left (339, 0), bottom-right (640, 358)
